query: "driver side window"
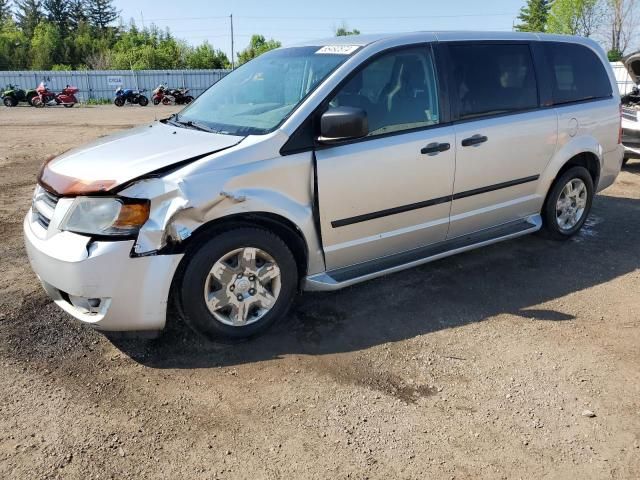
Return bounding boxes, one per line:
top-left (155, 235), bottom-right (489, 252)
top-left (328, 46), bottom-right (440, 136)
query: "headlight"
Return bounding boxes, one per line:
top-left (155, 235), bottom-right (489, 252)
top-left (60, 197), bottom-right (150, 237)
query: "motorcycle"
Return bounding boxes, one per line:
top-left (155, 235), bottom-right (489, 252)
top-left (32, 82), bottom-right (79, 108)
top-left (152, 84), bottom-right (194, 105)
top-left (2, 84), bottom-right (37, 107)
top-left (152, 83), bottom-right (168, 105)
top-left (114, 87), bottom-right (149, 107)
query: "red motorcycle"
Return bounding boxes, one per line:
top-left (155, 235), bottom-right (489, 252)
top-left (33, 82), bottom-right (79, 108)
top-left (152, 83), bottom-right (167, 105)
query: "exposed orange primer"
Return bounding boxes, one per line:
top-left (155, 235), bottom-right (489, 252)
top-left (38, 158), bottom-right (117, 196)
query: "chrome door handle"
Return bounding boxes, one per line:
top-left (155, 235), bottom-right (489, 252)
top-left (461, 135), bottom-right (488, 147)
top-left (421, 142), bottom-right (451, 155)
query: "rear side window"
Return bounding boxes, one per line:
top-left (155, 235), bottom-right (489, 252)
top-left (448, 44), bottom-right (538, 120)
top-left (545, 42), bottom-right (612, 105)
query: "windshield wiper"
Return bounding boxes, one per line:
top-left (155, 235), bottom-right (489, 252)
top-left (165, 114), bottom-right (216, 133)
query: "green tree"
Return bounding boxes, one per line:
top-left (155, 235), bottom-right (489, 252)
top-left (85, 0), bottom-right (119, 30)
top-left (547, 0), bottom-right (603, 36)
top-left (15, 0), bottom-right (44, 38)
top-left (608, 48), bottom-right (623, 61)
top-left (237, 34), bottom-right (281, 65)
top-left (336, 24), bottom-right (361, 36)
top-left (185, 41), bottom-right (230, 69)
top-left (515, 0), bottom-right (551, 32)
top-left (0, 0), bottom-right (12, 23)
top-left (29, 20), bottom-right (62, 68)
top-left (0, 19), bottom-right (30, 69)
top-left (44, 0), bottom-right (70, 35)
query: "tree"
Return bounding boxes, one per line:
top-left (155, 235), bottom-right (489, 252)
top-left (336, 23), bottom-right (361, 36)
top-left (236, 34), bottom-right (281, 65)
top-left (0, 19), bottom-right (30, 69)
top-left (608, 0), bottom-right (636, 54)
top-left (0, 0), bottom-right (12, 23)
top-left (29, 20), bottom-right (62, 68)
top-left (185, 41), bottom-right (230, 69)
top-left (68, 0), bottom-right (87, 29)
top-left (15, 0), bottom-right (43, 38)
top-left (515, 0), bottom-right (551, 32)
top-left (44, 0), bottom-right (70, 34)
top-left (85, 0), bottom-right (119, 30)
top-left (547, 0), bottom-right (603, 36)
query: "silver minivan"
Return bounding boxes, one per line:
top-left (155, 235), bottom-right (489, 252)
top-left (25, 32), bottom-right (623, 340)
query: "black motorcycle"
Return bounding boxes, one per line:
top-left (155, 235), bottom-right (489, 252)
top-left (165, 87), bottom-right (194, 105)
top-left (113, 87), bottom-right (149, 107)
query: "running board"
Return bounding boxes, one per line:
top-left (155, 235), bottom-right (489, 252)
top-left (304, 215), bottom-right (542, 291)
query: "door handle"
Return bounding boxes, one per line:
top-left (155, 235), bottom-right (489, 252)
top-left (421, 142), bottom-right (451, 155)
top-left (461, 135), bottom-right (488, 147)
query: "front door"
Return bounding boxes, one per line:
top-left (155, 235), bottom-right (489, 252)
top-left (315, 45), bottom-right (456, 270)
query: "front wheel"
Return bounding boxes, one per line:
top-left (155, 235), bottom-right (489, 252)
top-left (153, 97), bottom-right (161, 105)
top-left (3, 96), bottom-right (17, 107)
top-left (114, 97), bottom-right (125, 107)
top-left (161, 97), bottom-right (172, 105)
top-left (541, 166), bottom-right (594, 240)
top-left (184, 95), bottom-right (194, 104)
top-left (32, 97), bottom-right (45, 108)
top-left (175, 227), bottom-right (298, 342)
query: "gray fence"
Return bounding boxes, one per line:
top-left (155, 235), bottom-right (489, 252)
top-left (0, 69), bottom-right (231, 102)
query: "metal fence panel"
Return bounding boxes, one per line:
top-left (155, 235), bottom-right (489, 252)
top-left (0, 69), bottom-right (230, 102)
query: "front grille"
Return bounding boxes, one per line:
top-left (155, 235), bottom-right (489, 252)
top-left (32, 186), bottom-right (59, 230)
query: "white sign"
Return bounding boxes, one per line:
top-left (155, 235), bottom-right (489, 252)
top-left (316, 45), bottom-right (359, 55)
top-left (107, 76), bottom-right (123, 86)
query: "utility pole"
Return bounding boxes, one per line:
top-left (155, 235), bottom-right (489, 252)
top-left (230, 14), bottom-right (235, 70)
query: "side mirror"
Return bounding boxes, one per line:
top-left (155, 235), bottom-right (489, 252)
top-left (318, 107), bottom-right (368, 144)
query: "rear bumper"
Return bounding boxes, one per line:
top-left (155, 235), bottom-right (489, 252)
top-left (23, 213), bottom-right (183, 331)
top-left (597, 144), bottom-right (624, 192)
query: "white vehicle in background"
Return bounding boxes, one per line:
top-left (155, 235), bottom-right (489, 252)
top-left (617, 52), bottom-right (640, 163)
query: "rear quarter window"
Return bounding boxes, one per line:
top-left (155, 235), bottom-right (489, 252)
top-left (545, 42), bottom-right (612, 105)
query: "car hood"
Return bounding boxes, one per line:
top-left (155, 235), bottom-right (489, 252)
top-left (623, 51), bottom-right (640, 85)
top-left (40, 121), bottom-right (244, 195)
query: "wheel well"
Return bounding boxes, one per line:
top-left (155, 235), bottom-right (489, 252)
top-left (556, 152), bottom-right (600, 187)
top-left (177, 213), bottom-right (309, 280)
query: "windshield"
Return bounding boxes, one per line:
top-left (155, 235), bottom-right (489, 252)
top-left (177, 46), bottom-right (355, 135)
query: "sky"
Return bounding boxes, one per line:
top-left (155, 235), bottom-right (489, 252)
top-left (113, 0), bottom-right (524, 60)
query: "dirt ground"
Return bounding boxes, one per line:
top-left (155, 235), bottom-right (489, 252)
top-left (0, 105), bottom-right (639, 480)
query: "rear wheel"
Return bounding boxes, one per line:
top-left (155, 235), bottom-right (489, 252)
top-left (541, 166), bottom-right (594, 240)
top-left (175, 227), bottom-right (298, 342)
top-left (138, 95), bottom-right (149, 106)
top-left (63, 103), bottom-right (74, 108)
top-left (153, 97), bottom-right (161, 105)
top-left (162, 97), bottom-right (172, 105)
top-left (3, 96), bottom-right (17, 107)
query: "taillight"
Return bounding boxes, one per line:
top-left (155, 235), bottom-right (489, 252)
top-left (619, 103), bottom-right (623, 144)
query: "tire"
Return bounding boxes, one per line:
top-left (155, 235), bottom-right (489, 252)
top-left (63, 103), bottom-right (74, 108)
top-left (184, 95), bottom-right (194, 104)
top-left (32, 97), bottom-right (45, 108)
top-left (27, 94), bottom-right (37, 106)
top-left (138, 95), bottom-right (149, 106)
top-left (114, 97), bottom-right (125, 107)
top-left (162, 97), bottom-right (172, 105)
top-left (175, 227), bottom-right (298, 342)
top-left (541, 166), bottom-right (594, 240)
top-left (153, 97), bottom-right (161, 105)
top-left (3, 96), bottom-right (17, 107)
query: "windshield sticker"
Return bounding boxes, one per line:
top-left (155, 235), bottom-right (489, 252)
top-left (316, 45), bottom-right (359, 55)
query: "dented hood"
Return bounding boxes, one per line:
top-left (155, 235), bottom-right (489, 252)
top-left (623, 51), bottom-right (640, 85)
top-left (40, 121), bottom-right (244, 195)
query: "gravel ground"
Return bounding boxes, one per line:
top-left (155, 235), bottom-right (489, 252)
top-left (0, 105), bottom-right (639, 480)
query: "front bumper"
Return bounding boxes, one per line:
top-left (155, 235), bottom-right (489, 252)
top-left (23, 213), bottom-right (183, 331)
